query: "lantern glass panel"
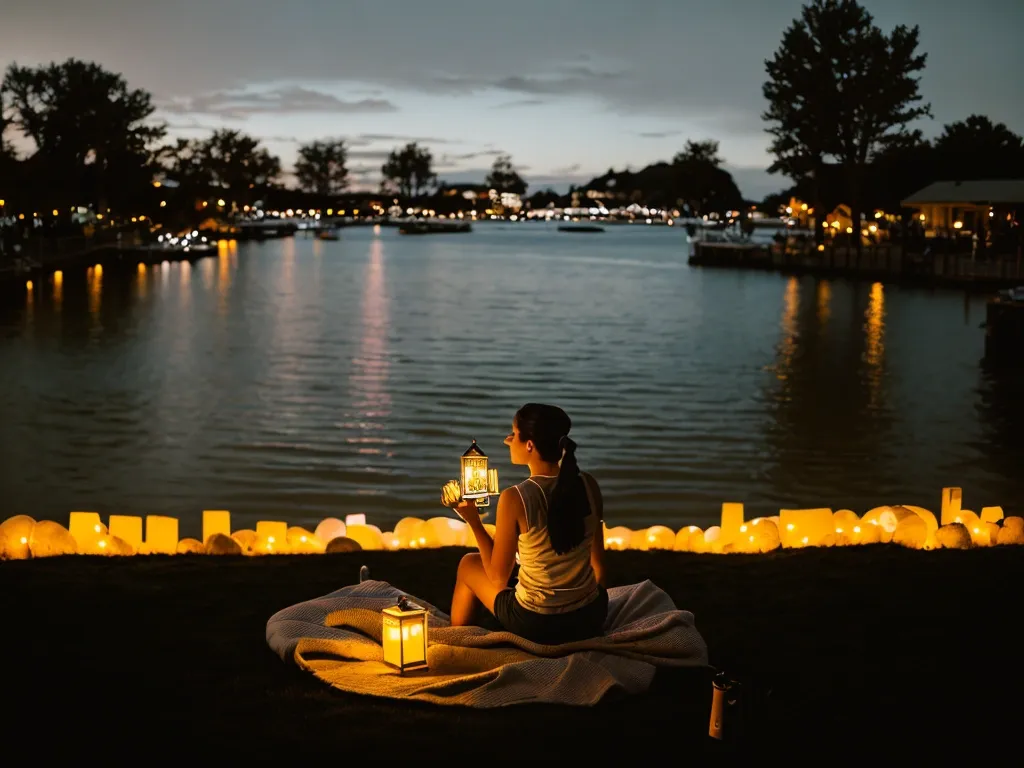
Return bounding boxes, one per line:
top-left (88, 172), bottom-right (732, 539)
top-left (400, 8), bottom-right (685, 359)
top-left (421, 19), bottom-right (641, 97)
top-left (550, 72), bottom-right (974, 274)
top-left (460, 441), bottom-right (489, 500)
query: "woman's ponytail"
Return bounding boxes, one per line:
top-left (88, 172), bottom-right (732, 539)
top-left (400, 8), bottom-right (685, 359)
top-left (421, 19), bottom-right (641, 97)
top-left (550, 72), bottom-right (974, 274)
top-left (548, 435), bottom-right (591, 555)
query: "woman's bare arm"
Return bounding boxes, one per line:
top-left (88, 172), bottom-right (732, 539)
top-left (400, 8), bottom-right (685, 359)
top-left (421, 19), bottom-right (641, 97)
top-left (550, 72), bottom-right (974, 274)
top-left (586, 474), bottom-right (606, 587)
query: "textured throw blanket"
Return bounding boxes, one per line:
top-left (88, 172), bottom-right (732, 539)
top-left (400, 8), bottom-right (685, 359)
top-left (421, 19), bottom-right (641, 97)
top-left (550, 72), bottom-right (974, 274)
top-left (266, 579), bottom-right (708, 707)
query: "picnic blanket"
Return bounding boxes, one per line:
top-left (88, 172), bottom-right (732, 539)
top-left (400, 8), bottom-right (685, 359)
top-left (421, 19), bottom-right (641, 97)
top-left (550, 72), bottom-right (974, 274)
top-left (266, 579), bottom-right (708, 707)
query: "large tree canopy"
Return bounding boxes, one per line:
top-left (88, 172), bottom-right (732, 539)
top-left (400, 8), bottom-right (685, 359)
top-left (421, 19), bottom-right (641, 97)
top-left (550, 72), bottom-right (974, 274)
top-left (763, 0), bottom-right (930, 244)
top-left (295, 139), bottom-right (349, 196)
top-left (381, 142), bottom-right (436, 198)
top-left (485, 154), bottom-right (527, 196)
top-left (2, 58), bottom-right (165, 209)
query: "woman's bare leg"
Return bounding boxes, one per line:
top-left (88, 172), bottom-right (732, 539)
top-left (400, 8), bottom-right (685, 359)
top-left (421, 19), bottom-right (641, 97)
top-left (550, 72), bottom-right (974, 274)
top-left (450, 552), bottom-right (502, 626)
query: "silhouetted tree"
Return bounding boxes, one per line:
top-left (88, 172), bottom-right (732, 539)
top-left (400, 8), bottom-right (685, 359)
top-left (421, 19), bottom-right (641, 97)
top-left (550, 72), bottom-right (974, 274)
top-left (295, 139), bottom-right (349, 196)
top-left (2, 58), bottom-right (165, 211)
top-left (673, 140), bottom-right (723, 167)
top-left (764, 0), bottom-right (931, 248)
top-left (934, 115), bottom-right (1024, 180)
top-left (198, 129), bottom-right (280, 205)
top-left (381, 142), bottom-right (436, 198)
top-left (527, 188), bottom-right (563, 209)
top-left (671, 141), bottom-right (742, 214)
top-left (485, 153), bottom-right (528, 195)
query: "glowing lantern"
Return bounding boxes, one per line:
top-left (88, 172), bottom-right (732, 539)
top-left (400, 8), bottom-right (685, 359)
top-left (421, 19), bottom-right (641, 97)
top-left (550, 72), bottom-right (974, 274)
top-left (645, 525), bottom-right (676, 551)
top-left (426, 517), bottom-right (462, 548)
top-left (996, 519), bottom-right (1024, 546)
top-left (345, 513), bottom-right (366, 527)
top-left (952, 509), bottom-right (980, 531)
top-left (604, 525), bottom-right (632, 551)
top-left (231, 529), bottom-right (258, 554)
top-left (27, 520), bottom-right (77, 558)
top-left (382, 596), bottom-right (429, 674)
top-left (832, 510), bottom-right (860, 538)
top-left (703, 526), bottom-right (722, 553)
top-left (395, 517), bottom-right (426, 544)
top-left (749, 519), bottom-right (781, 553)
top-left (145, 515), bottom-right (179, 554)
top-left (629, 528), bottom-right (652, 551)
top-left (0, 515), bottom-right (36, 560)
top-left (106, 535), bottom-right (135, 556)
top-left (980, 507), bottom-right (1004, 524)
top-left (720, 503), bottom-right (744, 545)
top-left (206, 533), bottom-right (242, 555)
top-left (460, 440), bottom-right (489, 502)
top-left (970, 521), bottom-right (999, 547)
top-left (256, 521), bottom-right (288, 554)
top-left (779, 509), bottom-right (833, 547)
top-left (108, 515), bottom-right (143, 551)
top-left (202, 510), bottom-right (231, 543)
top-left (935, 523), bottom-right (972, 550)
top-left (382, 531), bottom-right (401, 550)
top-left (892, 515), bottom-right (927, 549)
top-left (899, 506), bottom-right (938, 536)
top-left (68, 512), bottom-right (104, 550)
top-left (346, 524), bottom-right (384, 550)
top-left (176, 538), bottom-right (205, 554)
top-left (314, 518), bottom-right (347, 545)
top-left (287, 527), bottom-right (324, 554)
top-left (678, 526), bottom-right (703, 552)
top-left (849, 522), bottom-right (882, 545)
top-left (940, 487), bottom-right (962, 526)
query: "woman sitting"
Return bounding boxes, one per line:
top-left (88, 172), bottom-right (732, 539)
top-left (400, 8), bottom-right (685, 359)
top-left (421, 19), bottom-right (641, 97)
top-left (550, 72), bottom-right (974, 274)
top-left (449, 403), bottom-right (607, 645)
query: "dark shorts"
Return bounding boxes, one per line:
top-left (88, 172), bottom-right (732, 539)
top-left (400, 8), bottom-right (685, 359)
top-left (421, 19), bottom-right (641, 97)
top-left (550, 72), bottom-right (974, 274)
top-left (472, 567), bottom-right (609, 645)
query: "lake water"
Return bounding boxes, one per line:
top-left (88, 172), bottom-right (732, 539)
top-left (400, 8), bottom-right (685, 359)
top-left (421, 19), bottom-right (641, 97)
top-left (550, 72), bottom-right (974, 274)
top-left (1, 222), bottom-right (1021, 537)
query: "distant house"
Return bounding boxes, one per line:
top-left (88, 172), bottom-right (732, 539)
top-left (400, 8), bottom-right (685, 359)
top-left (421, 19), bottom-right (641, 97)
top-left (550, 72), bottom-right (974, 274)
top-left (441, 184), bottom-right (492, 201)
top-left (901, 179), bottom-right (1024, 235)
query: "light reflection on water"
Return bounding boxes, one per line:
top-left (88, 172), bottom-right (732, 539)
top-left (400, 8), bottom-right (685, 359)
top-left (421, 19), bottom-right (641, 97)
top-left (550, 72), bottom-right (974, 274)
top-left (0, 224), bottom-right (1020, 537)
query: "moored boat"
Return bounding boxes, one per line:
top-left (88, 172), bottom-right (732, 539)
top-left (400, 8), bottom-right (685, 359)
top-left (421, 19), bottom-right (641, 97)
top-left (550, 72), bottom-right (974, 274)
top-left (398, 219), bottom-right (472, 235)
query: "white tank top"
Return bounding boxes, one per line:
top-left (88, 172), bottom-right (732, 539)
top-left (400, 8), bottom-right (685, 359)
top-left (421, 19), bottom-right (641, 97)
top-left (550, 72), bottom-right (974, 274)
top-left (513, 473), bottom-right (599, 614)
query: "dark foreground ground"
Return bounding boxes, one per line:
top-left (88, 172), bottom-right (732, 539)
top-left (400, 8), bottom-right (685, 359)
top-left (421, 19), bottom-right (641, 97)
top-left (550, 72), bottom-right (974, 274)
top-left (2, 546), bottom-right (1022, 763)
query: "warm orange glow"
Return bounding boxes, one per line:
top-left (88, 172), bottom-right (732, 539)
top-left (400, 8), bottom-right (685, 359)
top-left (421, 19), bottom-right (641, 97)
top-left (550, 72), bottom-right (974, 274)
top-left (52, 209), bottom-right (59, 216)
top-left (160, 200), bottom-right (167, 207)
top-left (217, 199), bottom-right (226, 207)
top-left (846, 226), bottom-right (853, 234)
top-left (26, 280), bottom-right (33, 291)
top-left (953, 221), bottom-right (963, 229)
top-left (853, 526), bottom-right (861, 533)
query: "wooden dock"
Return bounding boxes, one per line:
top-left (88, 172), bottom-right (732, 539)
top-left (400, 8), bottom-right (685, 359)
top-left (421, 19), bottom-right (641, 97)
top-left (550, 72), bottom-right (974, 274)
top-left (690, 240), bottom-right (1024, 290)
top-left (985, 296), bottom-right (1024, 365)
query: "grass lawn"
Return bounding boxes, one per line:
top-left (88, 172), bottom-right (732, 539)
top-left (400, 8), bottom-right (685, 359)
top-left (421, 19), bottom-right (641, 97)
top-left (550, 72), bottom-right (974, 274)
top-left (1, 546), bottom-right (1020, 762)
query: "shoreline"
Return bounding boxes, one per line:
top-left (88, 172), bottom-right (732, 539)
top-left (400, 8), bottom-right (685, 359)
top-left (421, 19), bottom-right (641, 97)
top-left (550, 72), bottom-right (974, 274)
top-left (2, 547), bottom-right (1021, 759)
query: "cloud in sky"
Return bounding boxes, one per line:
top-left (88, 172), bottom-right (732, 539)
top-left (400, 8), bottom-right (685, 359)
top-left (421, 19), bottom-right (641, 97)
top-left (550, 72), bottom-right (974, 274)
top-left (3, 0), bottom-right (1022, 197)
top-left (160, 85), bottom-right (397, 119)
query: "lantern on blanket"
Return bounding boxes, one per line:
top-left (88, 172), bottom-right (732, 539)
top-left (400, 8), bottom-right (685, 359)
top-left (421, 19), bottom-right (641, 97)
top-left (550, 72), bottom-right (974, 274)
top-left (382, 596), bottom-right (429, 673)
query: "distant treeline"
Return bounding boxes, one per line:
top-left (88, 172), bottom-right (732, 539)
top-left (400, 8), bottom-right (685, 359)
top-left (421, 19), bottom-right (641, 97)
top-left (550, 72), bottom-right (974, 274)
top-left (2, 0), bottom-right (1023, 232)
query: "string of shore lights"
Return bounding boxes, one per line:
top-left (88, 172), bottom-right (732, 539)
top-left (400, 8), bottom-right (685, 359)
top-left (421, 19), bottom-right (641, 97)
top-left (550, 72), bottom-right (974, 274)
top-left (1, 486), bottom-right (1021, 560)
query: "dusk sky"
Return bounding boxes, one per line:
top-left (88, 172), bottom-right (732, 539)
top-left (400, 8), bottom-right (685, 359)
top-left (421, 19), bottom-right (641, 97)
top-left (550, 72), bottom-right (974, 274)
top-left (3, 0), bottom-right (1022, 199)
